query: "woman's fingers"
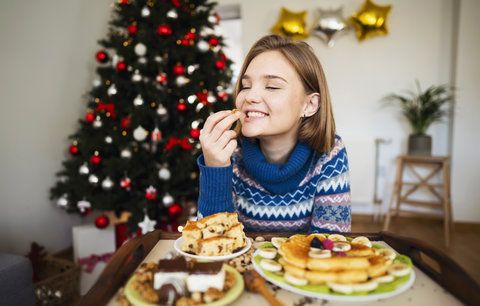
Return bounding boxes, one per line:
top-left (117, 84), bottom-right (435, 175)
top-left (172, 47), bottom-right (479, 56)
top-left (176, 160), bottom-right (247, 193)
top-left (202, 110), bottom-right (233, 135)
top-left (215, 130), bottom-right (238, 149)
top-left (209, 111), bottom-right (242, 141)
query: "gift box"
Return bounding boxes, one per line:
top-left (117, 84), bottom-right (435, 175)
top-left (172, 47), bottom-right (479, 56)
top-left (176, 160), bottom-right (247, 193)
top-left (72, 224), bottom-right (115, 295)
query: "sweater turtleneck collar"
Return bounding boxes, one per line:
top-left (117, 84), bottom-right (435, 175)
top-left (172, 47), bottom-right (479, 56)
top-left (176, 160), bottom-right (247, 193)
top-left (240, 137), bottom-right (313, 194)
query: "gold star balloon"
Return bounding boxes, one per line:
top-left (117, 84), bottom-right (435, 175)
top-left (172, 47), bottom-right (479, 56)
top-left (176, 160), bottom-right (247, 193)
top-left (350, 0), bottom-right (391, 41)
top-left (271, 7), bottom-right (308, 40)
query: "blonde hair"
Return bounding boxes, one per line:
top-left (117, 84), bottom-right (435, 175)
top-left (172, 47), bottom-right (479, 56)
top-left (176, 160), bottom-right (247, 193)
top-left (234, 35), bottom-right (336, 154)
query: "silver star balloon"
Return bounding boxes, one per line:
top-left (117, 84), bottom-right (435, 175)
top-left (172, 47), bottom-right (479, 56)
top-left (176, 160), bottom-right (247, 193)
top-left (312, 7), bottom-right (349, 47)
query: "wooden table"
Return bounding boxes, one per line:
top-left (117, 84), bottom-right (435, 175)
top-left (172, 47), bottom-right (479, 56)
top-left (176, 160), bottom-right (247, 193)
top-left (80, 231), bottom-right (480, 306)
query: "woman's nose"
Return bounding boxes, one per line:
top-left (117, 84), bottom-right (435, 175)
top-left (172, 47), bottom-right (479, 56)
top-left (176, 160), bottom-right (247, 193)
top-left (244, 87), bottom-right (261, 104)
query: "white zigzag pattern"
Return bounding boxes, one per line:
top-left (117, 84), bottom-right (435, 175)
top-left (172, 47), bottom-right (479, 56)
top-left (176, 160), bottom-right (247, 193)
top-left (301, 138), bottom-right (345, 184)
top-left (232, 166), bottom-right (266, 192)
top-left (236, 197), bottom-right (314, 219)
top-left (307, 150), bottom-right (348, 182)
top-left (315, 192), bottom-right (351, 204)
top-left (312, 221), bottom-right (350, 232)
top-left (233, 180), bottom-right (316, 206)
top-left (241, 218), bottom-right (309, 230)
top-left (316, 172), bottom-right (350, 193)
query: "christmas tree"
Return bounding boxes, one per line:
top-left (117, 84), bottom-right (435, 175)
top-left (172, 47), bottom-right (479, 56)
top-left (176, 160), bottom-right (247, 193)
top-left (50, 0), bottom-right (234, 233)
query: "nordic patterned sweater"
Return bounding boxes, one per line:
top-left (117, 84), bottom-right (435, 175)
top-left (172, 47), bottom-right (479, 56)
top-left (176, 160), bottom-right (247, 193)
top-left (197, 135), bottom-right (351, 233)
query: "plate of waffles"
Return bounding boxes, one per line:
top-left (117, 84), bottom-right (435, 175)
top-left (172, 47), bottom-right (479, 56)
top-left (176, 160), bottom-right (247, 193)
top-left (174, 212), bottom-right (252, 261)
top-left (252, 234), bottom-right (415, 302)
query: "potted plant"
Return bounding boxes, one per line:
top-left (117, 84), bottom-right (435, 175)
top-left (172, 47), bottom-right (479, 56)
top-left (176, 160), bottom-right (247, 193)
top-left (384, 81), bottom-right (453, 156)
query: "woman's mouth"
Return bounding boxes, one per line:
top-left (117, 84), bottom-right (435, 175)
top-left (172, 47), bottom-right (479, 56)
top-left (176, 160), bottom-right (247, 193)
top-left (246, 111), bottom-right (269, 118)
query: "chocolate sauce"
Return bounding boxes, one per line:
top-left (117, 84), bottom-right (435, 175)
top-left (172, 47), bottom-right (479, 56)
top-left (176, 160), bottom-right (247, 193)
top-left (157, 256), bottom-right (188, 273)
top-left (190, 261), bottom-right (223, 274)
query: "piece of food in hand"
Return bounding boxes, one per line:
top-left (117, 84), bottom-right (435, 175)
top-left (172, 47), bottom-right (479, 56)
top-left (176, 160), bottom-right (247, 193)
top-left (231, 108), bottom-right (240, 114)
top-left (186, 262), bottom-right (225, 292)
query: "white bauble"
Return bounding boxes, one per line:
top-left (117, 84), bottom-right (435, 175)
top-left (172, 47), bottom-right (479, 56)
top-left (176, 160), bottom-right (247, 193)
top-left (134, 43), bottom-right (147, 56)
top-left (105, 136), bottom-right (113, 144)
top-left (88, 174), bottom-right (99, 185)
top-left (133, 94), bottom-right (144, 106)
top-left (92, 79), bottom-right (101, 87)
top-left (77, 200), bottom-right (91, 213)
top-left (132, 70), bottom-right (142, 82)
top-left (176, 76), bottom-right (190, 86)
top-left (107, 84), bottom-right (117, 95)
top-left (56, 195), bottom-right (68, 208)
top-left (197, 40), bottom-right (209, 52)
top-left (162, 193), bottom-right (174, 207)
top-left (158, 167), bottom-right (171, 180)
top-left (141, 6), bottom-right (150, 17)
top-left (157, 104), bottom-right (168, 116)
top-left (102, 177), bottom-right (114, 190)
top-left (133, 126), bottom-right (148, 141)
top-left (167, 9), bottom-right (178, 19)
top-left (93, 117), bottom-right (103, 128)
top-left (121, 149), bottom-right (132, 158)
top-left (79, 163), bottom-right (89, 175)
top-left (138, 57), bottom-right (147, 64)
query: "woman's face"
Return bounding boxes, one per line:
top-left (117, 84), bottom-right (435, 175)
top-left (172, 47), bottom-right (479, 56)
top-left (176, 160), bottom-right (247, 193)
top-left (235, 50), bottom-right (309, 142)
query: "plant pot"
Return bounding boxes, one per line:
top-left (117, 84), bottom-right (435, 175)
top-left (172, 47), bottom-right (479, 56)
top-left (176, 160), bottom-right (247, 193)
top-left (408, 134), bottom-right (432, 156)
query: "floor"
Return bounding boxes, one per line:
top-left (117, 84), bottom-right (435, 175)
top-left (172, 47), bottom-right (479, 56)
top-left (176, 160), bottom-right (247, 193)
top-left (352, 214), bottom-right (480, 285)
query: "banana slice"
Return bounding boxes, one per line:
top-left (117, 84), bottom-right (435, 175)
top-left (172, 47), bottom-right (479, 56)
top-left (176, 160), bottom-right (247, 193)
top-left (373, 274), bottom-right (395, 283)
top-left (271, 237), bottom-right (287, 249)
top-left (332, 241), bottom-right (351, 252)
top-left (388, 262), bottom-right (412, 277)
top-left (308, 249), bottom-right (332, 259)
top-left (284, 272), bottom-right (308, 286)
top-left (258, 248), bottom-right (277, 259)
top-left (351, 236), bottom-right (372, 248)
top-left (327, 234), bottom-right (347, 242)
top-left (377, 248), bottom-right (397, 261)
top-left (352, 281), bottom-right (378, 292)
top-left (327, 282), bottom-right (353, 294)
top-left (260, 259), bottom-right (282, 272)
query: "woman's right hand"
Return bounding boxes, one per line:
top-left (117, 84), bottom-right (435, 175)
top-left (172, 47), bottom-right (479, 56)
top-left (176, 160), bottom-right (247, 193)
top-left (199, 110), bottom-right (244, 167)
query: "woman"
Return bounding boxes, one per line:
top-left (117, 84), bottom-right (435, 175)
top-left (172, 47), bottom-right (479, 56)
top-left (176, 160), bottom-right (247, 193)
top-left (197, 34), bottom-right (351, 233)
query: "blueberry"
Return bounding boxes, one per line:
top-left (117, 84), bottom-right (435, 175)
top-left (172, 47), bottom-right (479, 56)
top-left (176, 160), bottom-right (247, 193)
top-left (310, 237), bottom-right (324, 249)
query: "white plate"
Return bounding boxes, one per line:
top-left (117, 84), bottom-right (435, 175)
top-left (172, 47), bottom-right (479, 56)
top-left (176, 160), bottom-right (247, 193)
top-left (174, 237), bottom-right (252, 261)
top-left (252, 249), bottom-right (416, 302)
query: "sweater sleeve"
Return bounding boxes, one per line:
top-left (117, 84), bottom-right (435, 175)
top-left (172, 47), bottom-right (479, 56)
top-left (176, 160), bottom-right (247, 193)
top-left (196, 155), bottom-right (235, 217)
top-left (310, 137), bottom-right (352, 233)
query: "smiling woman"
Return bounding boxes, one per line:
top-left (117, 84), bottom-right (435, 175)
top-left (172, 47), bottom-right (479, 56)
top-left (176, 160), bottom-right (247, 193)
top-left (197, 34), bottom-right (351, 233)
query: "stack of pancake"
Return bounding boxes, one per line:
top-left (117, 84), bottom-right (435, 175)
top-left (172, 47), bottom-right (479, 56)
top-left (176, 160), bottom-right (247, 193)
top-left (261, 234), bottom-right (411, 293)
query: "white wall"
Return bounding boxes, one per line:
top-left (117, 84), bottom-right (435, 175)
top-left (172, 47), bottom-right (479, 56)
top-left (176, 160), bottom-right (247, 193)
top-left (0, 0), bottom-right (111, 254)
top-left (451, 0), bottom-right (480, 222)
top-left (0, 0), bottom-right (478, 255)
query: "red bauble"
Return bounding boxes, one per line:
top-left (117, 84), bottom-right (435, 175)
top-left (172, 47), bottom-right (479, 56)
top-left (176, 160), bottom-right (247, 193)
top-left (168, 203), bottom-right (183, 220)
top-left (172, 63), bottom-right (185, 76)
top-left (218, 52), bottom-right (227, 61)
top-left (127, 24), bottom-right (138, 35)
top-left (156, 73), bottom-right (168, 85)
top-left (120, 117), bottom-right (131, 129)
top-left (215, 60), bottom-right (226, 70)
top-left (85, 112), bottom-right (95, 123)
top-left (95, 215), bottom-right (110, 229)
top-left (185, 31), bottom-right (196, 40)
top-left (157, 24), bottom-right (172, 36)
top-left (116, 61), bottom-right (127, 72)
top-left (208, 37), bottom-right (219, 46)
top-left (196, 91), bottom-right (209, 104)
top-left (90, 154), bottom-right (102, 165)
top-left (69, 145), bottom-right (79, 155)
top-left (180, 39), bottom-right (190, 46)
top-left (95, 50), bottom-right (108, 63)
top-left (119, 0), bottom-right (129, 5)
top-left (176, 102), bottom-right (187, 111)
top-left (120, 177), bottom-right (131, 189)
top-left (145, 186), bottom-right (157, 201)
top-left (189, 128), bottom-right (200, 139)
top-left (218, 91), bottom-right (229, 101)
top-left (171, 0), bottom-right (181, 8)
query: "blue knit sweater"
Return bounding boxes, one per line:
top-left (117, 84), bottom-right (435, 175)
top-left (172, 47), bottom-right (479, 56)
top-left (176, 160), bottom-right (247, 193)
top-left (197, 136), bottom-right (351, 232)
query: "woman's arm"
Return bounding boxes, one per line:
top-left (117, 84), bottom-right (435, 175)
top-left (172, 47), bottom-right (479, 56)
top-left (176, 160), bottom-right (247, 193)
top-left (310, 137), bottom-right (352, 233)
top-left (196, 155), bottom-right (235, 217)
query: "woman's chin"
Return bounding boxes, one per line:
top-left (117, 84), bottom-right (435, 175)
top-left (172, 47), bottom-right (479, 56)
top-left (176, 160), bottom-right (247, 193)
top-left (241, 127), bottom-right (263, 138)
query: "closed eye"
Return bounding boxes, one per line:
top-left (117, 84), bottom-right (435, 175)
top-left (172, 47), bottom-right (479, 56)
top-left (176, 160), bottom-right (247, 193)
top-left (266, 87), bottom-right (280, 90)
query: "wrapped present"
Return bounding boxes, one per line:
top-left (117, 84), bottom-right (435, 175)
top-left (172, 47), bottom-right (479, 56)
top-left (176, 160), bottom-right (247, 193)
top-left (72, 224), bottom-right (115, 295)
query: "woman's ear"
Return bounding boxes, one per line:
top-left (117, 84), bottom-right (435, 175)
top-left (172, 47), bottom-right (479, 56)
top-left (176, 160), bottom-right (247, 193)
top-left (303, 93), bottom-right (320, 117)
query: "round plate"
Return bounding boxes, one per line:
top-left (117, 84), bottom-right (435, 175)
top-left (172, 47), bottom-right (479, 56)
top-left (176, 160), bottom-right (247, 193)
top-left (174, 237), bottom-right (252, 261)
top-left (125, 264), bottom-right (244, 306)
top-left (252, 249), bottom-right (416, 302)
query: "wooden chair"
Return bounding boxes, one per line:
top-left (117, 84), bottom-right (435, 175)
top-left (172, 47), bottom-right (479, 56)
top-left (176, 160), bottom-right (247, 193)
top-left (383, 155), bottom-right (453, 246)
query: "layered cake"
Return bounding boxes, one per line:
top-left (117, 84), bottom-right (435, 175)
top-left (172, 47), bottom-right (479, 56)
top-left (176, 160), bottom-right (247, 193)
top-left (181, 212), bottom-right (247, 256)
